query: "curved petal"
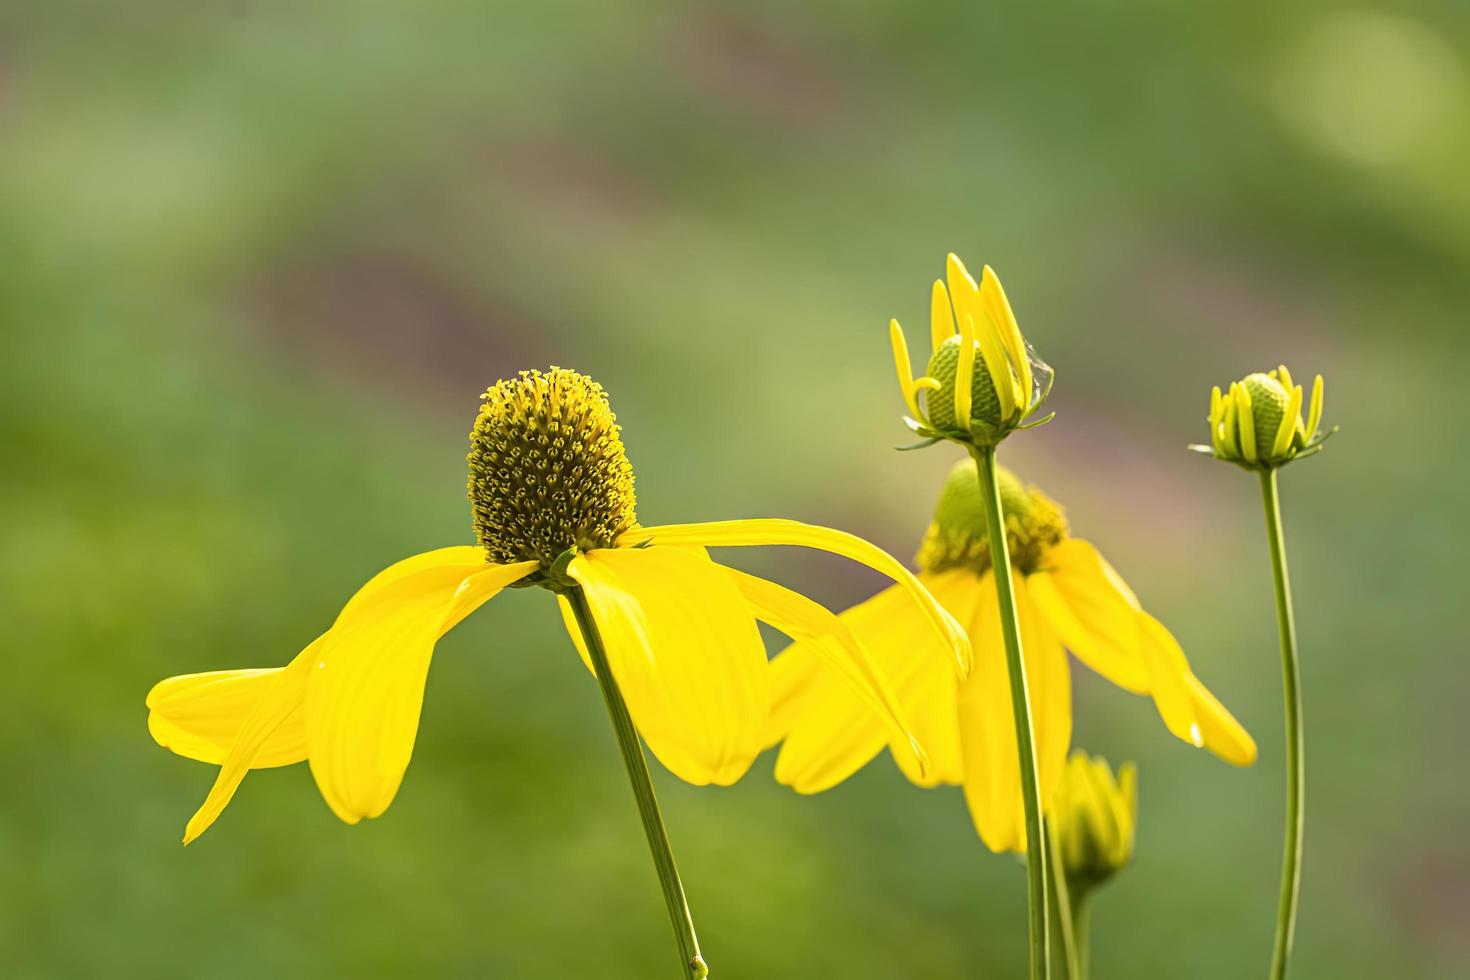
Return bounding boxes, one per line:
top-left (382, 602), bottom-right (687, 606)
top-left (1136, 612), bottom-right (1205, 748)
top-left (1186, 672), bottom-right (1258, 766)
top-left (1030, 539), bottom-right (1149, 694)
top-left (958, 573), bottom-right (1069, 854)
top-left (556, 594), bottom-right (596, 675)
top-left (958, 573), bottom-right (1023, 852)
top-left (182, 637), bottom-right (320, 844)
top-left (619, 519), bottom-right (972, 679)
top-left (147, 668), bottom-right (307, 768)
top-left (568, 546), bottom-right (769, 786)
top-left (307, 559), bottom-right (537, 824)
top-left (725, 567), bottom-right (927, 779)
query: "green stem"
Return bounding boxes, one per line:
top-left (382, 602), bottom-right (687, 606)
top-left (565, 587), bottom-right (709, 980)
top-left (971, 444), bottom-right (1050, 980)
top-left (1260, 469), bottom-right (1304, 980)
top-left (1070, 892), bottom-right (1091, 980)
top-left (1045, 817), bottom-right (1080, 980)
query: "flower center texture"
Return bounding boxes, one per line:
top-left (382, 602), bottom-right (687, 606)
top-left (923, 334), bottom-right (1005, 431)
top-left (1240, 372), bottom-right (1301, 452)
top-left (468, 367), bottom-right (638, 566)
top-left (915, 460), bottom-right (1068, 576)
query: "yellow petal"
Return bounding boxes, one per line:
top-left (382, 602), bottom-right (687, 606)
top-left (338, 546), bottom-right (488, 620)
top-left (930, 280), bottom-right (956, 354)
top-left (1019, 575), bottom-right (1072, 822)
top-left (557, 594), bottom-right (596, 675)
top-left (1185, 672), bottom-right (1257, 766)
top-left (1306, 374), bottom-right (1324, 441)
top-left (957, 573), bottom-right (1023, 852)
top-left (980, 265), bottom-right (1031, 405)
top-left (889, 319), bottom-right (924, 421)
top-left (1273, 383), bottom-right (1303, 458)
top-left (306, 558), bottom-right (536, 824)
top-left (769, 575), bottom-right (969, 792)
top-left (1235, 382), bottom-right (1258, 463)
top-left (955, 311), bottom-right (977, 431)
top-left (147, 668), bottom-right (306, 768)
top-left (726, 568), bottom-right (927, 778)
top-left (1136, 612), bottom-right (1203, 748)
top-left (569, 546), bottom-right (769, 786)
top-left (958, 573), bottom-right (1071, 854)
top-left (619, 519), bottom-right (972, 679)
top-left (183, 637), bottom-right (320, 843)
top-left (971, 310), bottom-right (1017, 422)
top-left (1029, 539), bottom-right (1150, 694)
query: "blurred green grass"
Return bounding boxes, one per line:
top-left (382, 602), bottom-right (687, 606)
top-left (3, 2), bottom-right (1468, 976)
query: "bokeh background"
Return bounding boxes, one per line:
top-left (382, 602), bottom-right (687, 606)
top-left (3, 2), bottom-right (1467, 977)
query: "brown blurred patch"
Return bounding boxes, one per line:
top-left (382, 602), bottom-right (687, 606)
top-left (1381, 846), bottom-right (1470, 950)
top-left (669, 10), bottom-right (847, 126)
top-left (483, 139), bottom-right (660, 243)
top-left (248, 252), bottom-right (538, 407)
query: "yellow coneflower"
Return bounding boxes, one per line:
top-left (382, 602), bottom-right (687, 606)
top-left (1193, 365), bottom-right (1333, 980)
top-left (767, 460), bottom-right (1255, 854)
top-left (147, 367), bottom-right (969, 980)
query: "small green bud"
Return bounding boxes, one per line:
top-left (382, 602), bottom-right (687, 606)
top-left (1193, 365), bottom-right (1334, 470)
top-left (924, 335), bottom-right (1005, 432)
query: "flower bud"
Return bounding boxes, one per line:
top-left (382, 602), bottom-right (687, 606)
top-left (1051, 751), bottom-right (1136, 894)
top-left (1193, 365), bottom-right (1333, 469)
top-left (889, 254), bottom-right (1053, 448)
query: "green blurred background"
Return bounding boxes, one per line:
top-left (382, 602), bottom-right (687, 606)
top-left (3, 2), bottom-right (1466, 976)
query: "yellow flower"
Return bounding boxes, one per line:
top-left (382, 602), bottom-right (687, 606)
top-left (889, 253), bottom-right (1053, 447)
top-left (148, 368), bottom-right (970, 843)
top-left (766, 460), bottom-right (1255, 853)
top-left (1051, 751), bottom-right (1136, 893)
top-left (1192, 365), bottom-right (1333, 469)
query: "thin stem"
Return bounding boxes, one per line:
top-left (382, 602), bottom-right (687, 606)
top-left (970, 444), bottom-right (1050, 980)
top-left (1045, 817), bottom-right (1080, 980)
top-left (1260, 469), bottom-right (1304, 980)
top-left (1070, 892), bottom-right (1091, 980)
top-left (565, 587), bottom-right (709, 980)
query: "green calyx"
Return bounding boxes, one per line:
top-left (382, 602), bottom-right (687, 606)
top-left (467, 367), bottom-right (638, 568)
top-left (923, 335), bottom-right (1005, 433)
top-left (915, 459), bottom-right (1068, 576)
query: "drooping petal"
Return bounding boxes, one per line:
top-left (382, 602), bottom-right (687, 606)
top-left (958, 573), bottom-right (1069, 854)
top-left (556, 594), bottom-right (596, 675)
top-left (1185, 672), bottom-right (1258, 766)
top-left (306, 558), bottom-right (537, 824)
top-left (182, 638), bottom-right (320, 844)
top-left (1029, 539), bottom-right (1150, 694)
top-left (1020, 575), bottom-right (1072, 821)
top-left (1136, 611), bottom-right (1203, 747)
top-left (767, 573), bottom-right (970, 793)
top-left (725, 567), bottom-right (927, 778)
top-left (618, 519), bottom-right (972, 679)
top-left (148, 669), bottom-right (307, 768)
top-left (957, 572), bottom-right (1023, 852)
top-left (568, 546), bottom-right (769, 786)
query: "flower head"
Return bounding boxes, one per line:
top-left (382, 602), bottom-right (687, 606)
top-left (889, 254), bottom-right (1053, 448)
top-left (148, 367), bottom-right (971, 843)
top-left (1051, 751), bottom-right (1136, 894)
top-left (767, 460), bottom-right (1254, 853)
top-left (1192, 365), bottom-right (1334, 470)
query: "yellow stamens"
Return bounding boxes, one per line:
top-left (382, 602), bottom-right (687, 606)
top-left (468, 367), bottom-right (637, 567)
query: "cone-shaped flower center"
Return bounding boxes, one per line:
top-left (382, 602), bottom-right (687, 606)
top-left (915, 459), bottom-right (1067, 575)
top-left (1240, 372), bottom-right (1301, 452)
top-left (468, 367), bottom-right (637, 566)
top-left (924, 334), bottom-right (1005, 431)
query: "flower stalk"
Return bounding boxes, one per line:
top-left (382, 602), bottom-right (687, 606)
top-left (565, 586), bottom-right (709, 980)
top-left (1045, 817), bottom-right (1081, 980)
top-left (971, 443), bottom-right (1050, 980)
top-left (1260, 469), bottom-right (1303, 980)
